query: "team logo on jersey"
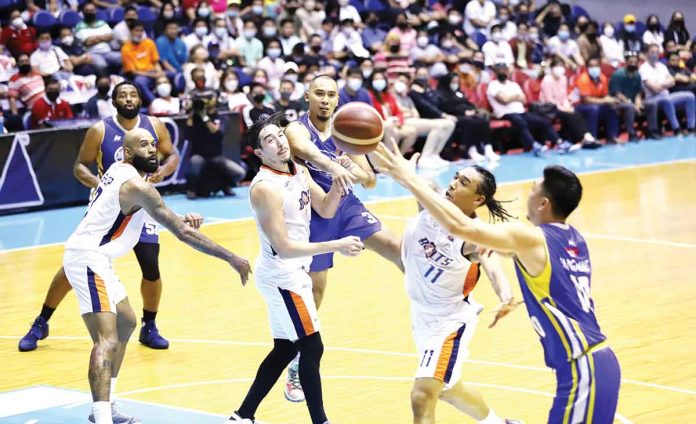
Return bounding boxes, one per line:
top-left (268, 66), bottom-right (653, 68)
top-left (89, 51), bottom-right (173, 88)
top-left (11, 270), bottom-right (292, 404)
top-left (418, 238), bottom-right (437, 258)
top-left (565, 246), bottom-right (580, 258)
top-left (298, 190), bottom-right (310, 210)
top-left (447, 235), bottom-right (455, 242)
top-left (114, 135), bottom-right (122, 142)
top-left (114, 146), bottom-right (124, 162)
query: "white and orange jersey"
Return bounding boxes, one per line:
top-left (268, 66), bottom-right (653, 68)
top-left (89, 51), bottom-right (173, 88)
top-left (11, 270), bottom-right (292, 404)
top-left (401, 210), bottom-right (482, 320)
top-left (65, 162), bottom-right (146, 259)
top-left (249, 161), bottom-right (312, 277)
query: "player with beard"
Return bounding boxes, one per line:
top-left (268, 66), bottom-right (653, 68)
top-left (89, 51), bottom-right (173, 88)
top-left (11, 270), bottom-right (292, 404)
top-left (19, 82), bottom-right (181, 356)
top-left (64, 128), bottom-right (250, 424)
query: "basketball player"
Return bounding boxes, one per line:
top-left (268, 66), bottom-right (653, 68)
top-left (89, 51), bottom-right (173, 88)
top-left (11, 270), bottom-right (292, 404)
top-left (225, 114), bottom-right (363, 424)
top-left (401, 165), bottom-right (522, 424)
top-left (67, 128), bottom-right (250, 424)
top-left (375, 140), bottom-right (621, 424)
top-left (282, 75), bottom-right (403, 401)
top-left (19, 81), bottom-right (179, 352)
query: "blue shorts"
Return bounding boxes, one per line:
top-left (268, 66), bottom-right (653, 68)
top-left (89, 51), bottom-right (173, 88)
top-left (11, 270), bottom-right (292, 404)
top-left (309, 195), bottom-right (381, 272)
top-left (548, 347), bottom-right (621, 424)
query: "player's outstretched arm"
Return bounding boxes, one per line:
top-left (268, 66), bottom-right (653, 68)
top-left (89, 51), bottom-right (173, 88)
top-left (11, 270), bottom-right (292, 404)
top-left (73, 121), bottom-right (104, 189)
top-left (121, 179), bottom-right (251, 285)
top-left (250, 181), bottom-right (363, 258)
top-left (478, 252), bottom-right (523, 328)
top-left (300, 164), bottom-right (343, 219)
top-left (148, 116), bottom-right (180, 183)
top-left (373, 140), bottom-right (543, 255)
top-left (345, 153), bottom-right (377, 189)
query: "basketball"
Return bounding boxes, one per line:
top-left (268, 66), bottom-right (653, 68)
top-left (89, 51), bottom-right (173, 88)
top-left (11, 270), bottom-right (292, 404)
top-left (331, 103), bottom-right (384, 155)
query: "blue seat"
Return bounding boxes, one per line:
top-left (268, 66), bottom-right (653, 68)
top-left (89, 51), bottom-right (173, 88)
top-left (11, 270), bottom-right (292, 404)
top-left (59, 10), bottom-right (81, 27)
top-left (174, 73), bottom-right (185, 93)
top-left (571, 5), bottom-right (590, 21)
top-left (95, 8), bottom-right (108, 22)
top-left (471, 31), bottom-right (487, 48)
top-left (107, 7), bottom-right (124, 26)
top-left (0, 0), bottom-right (17, 9)
top-left (349, 0), bottom-right (365, 13)
top-left (137, 6), bottom-right (157, 33)
top-left (33, 11), bottom-right (58, 30)
top-left (365, 0), bottom-right (386, 13)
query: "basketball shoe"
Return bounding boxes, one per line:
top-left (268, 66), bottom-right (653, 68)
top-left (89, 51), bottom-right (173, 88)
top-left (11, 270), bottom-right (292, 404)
top-left (284, 355), bottom-right (305, 402)
top-left (18, 316), bottom-right (49, 352)
top-left (88, 403), bottom-right (141, 423)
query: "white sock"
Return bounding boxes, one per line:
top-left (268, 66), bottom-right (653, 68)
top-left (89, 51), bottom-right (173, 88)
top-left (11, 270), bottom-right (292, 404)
top-left (109, 378), bottom-right (117, 403)
top-left (479, 408), bottom-right (504, 424)
top-left (93, 401), bottom-right (113, 424)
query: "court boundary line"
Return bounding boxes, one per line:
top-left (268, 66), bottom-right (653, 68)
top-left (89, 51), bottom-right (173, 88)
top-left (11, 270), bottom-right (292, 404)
top-left (2, 335), bottom-right (694, 397)
top-left (1, 157), bottom-right (695, 254)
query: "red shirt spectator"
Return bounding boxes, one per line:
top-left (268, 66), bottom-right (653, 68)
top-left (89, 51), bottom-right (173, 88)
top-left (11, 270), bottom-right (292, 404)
top-left (0, 15), bottom-right (37, 57)
top-left (30, 95), bottom-right (74, 129)
top-left (367, 89), bottom-right (405, 126)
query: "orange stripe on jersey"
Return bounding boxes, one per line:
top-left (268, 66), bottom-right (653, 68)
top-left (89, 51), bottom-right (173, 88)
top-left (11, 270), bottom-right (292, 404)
top-left (110, 215), bottom-right (133, 241)
top-left (462, 262), bottom-right (480, 297)
top-left (290, 291), bottom-right (315, 335)
top-left (434, 330), bottom-right (458, 381)
top-left (94, 273), bottom-right (110, 312)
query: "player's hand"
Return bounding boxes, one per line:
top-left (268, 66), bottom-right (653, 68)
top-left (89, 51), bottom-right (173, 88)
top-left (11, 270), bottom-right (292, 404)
top-left (336, 236), bottom-right (364, 257)
top-left (182, 212), bottom-right (203, 229)
top-left (489, 297), bottom-right (524, 328)
top-left (329, 162), bottom-right (357, 196)
top-left (336, 154), bottom-right (355, 170)
top-left (229, 254), bottom-right (251, 286)
top-left (372, 138), bottom-right (413, 182)
top-left (147, 167), bottom-right (166, 183)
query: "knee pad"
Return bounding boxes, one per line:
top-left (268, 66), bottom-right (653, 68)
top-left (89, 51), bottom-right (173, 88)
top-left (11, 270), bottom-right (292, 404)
top-left (133, 242), bottom-right (161, 281)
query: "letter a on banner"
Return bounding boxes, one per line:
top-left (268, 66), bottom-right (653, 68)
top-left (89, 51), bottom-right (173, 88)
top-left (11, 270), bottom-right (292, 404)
top-left (0, 133), bottom-right (44, 210)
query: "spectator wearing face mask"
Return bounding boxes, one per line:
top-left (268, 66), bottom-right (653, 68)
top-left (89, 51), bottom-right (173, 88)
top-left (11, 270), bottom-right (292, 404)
top-left (577, 20), bottom-right (604, 64)
top-left (541, 57), bottom-right (597, 146)
top-left (258, 18), bottom-right (279, 46)
top-left (235, 20), bottom-right (264, 68)
top-left (113, 6), bottom-right (145, 51)
top-left (367, 70), bottom-right (418, 154)
top-left (85, 75), bottom-right (116, 119)
top-left (483, 23), bottom-right (514, 67)
top-left (256, 38), bottom-right (286, 84)
top-left (665, 11), bottom-right (690, 49)
top-left (30, 78), bottom-right (73, 129)
top-left (640, 43), bottom-right (695, 135)
top-left (57, 26), bottom-right (101, 77)
top-left (296, 0), bottom-right (325, 40)
top-left (464, 0), bottom-right (497, 35)
top-left (547, 23), bottom-right (584, 69)
top-left (225, 0), bottom-right (245, 38)
top-left (388, 13), bottom-right (417, 52)
top-left (643, 15), bottom-right (665, 54)
top-left (619, 14), bottom-right (643, 56)
top-left (496, 6), bottom-right (518, 41)
top-left (183, 45), bottom-right (221, 92)
top-left (8, 54), bottom-right (45, 116)
top-left (157, 21), bottom-right (189, 75)
top-left (0, 10), bottom-right (37, 57)
top-left (576, 57), bottom-right (637, 143)
top-left (375, 32), bottom-right (413, 82)
top-left (609, 52), bottom-right (655, 138)
top-left (149, 75), bottom-right (181, 116)
top-left (241, 0), bottom-right (265, 26)
top-left (362, 12), bottom-right (387, 53)
top-left (510, 22), bottom-right (534, 69)
top-left (278, 18), bottom-right (301, 56)
top-left (208, 18), bottom-right (238, 63)
top-left (273, 79), bottom-right (303, 122)
top-left (666, 51), bottom-right (696, 95)
top-left (185, 18), bottom-right (214, 52)
top-left (242, 81), bottom-right (275, 128)
top-left (219, 68), bottom-right (251, 111)
top-left (333, 19), bottom-right (370, 60)
top-left (600, 23), bottom-right (624, 68)
top-left (155, 3), bottom-right (181, 38)
top-left (337, 0), bottom-right (361, 24)
top-left (122, 21), bottom-right (164, 105)
top-left (338, 67), bottom-right (371, 106)
top-left (30, 30), bottom-right (74, 80)
top-left (411, 30), bottom-right (445, 68)
top-left (74, 2), bottom-right (122, 71)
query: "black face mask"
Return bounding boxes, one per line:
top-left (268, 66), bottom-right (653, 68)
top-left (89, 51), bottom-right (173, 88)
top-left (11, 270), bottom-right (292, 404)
top-left (83, 12), bottom-right (96, 23)
top-left (311, 45), bottom-right (322, 53)
top-left (126, 18), bottom-right (138, 29)
top-left (473, 60), bottom-right (485, 70)
top-left (626, 65), bottom-right (638, 72)
top-left (496, 73), bottom-right (507, 82)
top-left (287, 6), bottom-right (297, 14)
top-left (517, 13), bottom-right (529, 23)
top-left (132, 153), bottom-right (159, 173)
top-left (367, 20), bottom-right (378, 28)
top-left (389, 44), bottom-right (400, 53)
top-left (280, 91), bottom-right (292, 101)
top-left (46, 90), bottom-right (60, 102)
top-left (97, 85), bottom-right (110, 96)
top-left (115, 102), bottom-right (140, 119)
top-left (253, 93), bottom-right (265, 103)
top-left (18, 63), bottom-right (31, 74)
top-left (587, 32), bottom-right (597, 40)
top-left (649, 23), bottom-right (659, 31)
top-left (397, 22), bottom-right (408, 30)
top-left (414, 77), bottom-right (429, 86)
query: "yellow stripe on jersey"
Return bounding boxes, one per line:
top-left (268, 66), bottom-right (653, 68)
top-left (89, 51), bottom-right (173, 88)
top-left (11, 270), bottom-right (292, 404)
top-left (96, 148), bottom-right (104, 177)
top-left (563, 359), bottom-right (579, 424)
top-left (586, 351), bottom-right (597, 422)
top-left (571, 320), bottom-right (590, 354)
top-left (515, 239), bottom-right (575, 361)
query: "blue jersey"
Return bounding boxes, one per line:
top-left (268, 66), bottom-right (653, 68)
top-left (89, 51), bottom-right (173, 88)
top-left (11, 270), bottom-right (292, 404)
top-left (514, 223), bottom-right (607, 369)
top-left (296, 114), bottom-right (345, 195)
top-left (97, 114), bottom-right (158, 177)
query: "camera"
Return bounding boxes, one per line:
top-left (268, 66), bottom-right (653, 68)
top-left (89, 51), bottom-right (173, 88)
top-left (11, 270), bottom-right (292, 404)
top-left (190, 89), bottom-right (217, 113)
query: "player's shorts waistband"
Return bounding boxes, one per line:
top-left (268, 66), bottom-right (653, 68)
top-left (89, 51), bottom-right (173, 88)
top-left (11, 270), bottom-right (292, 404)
top-left (574, 341), bottom-right (609, 362)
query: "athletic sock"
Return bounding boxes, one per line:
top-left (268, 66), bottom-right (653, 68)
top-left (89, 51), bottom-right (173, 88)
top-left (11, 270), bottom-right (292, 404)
top-left (110, 378), bottom-right (118, 403)
top-left (40, 304), bottom-right (55, 322)
top-left (92, 401), bottom-right (112, 424)
top-left (479, 409), bottom-right (504, 424)
top-left (142, 309), bottom-right (157, 322)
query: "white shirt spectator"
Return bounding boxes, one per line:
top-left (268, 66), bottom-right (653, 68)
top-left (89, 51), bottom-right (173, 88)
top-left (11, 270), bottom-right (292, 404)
top-left (75, 20), bottom-right (114, 54)
top-left (296, 8), bottom-right (326, 38)
top-left (500, 21), bottom-right (518, 41)
top-left (184, 33), bottom-right (214, 53)
top-left (222, 92), bottom-right (251, 112)
top-left (30, 45), bottom-right (70, 75)
top-left (410, 44), bottom-right (442, 62)
top-left (112, 21), bottom-right (147, 50)
top-left (486, 79), bottom-right (526, 118)
top-left (639, 61), bottom-right (672, 99)
top-left (338, 5), bottom-right (361, 23)
top-left (482, 40), bottom-right (514, 67)
top-left (149, 97), bottom-right (181, 115)
top-left (464, 0), bottom-right (497, 35)
top-left (257, 56), bottom-right (286, 86)
top-left (280, 35), bottom-right (301, 56)
top-left (333, 30), bottom-right (370, 59)
top-left (547, 36), bottom-right (580, 58)
top-left (96, 98), bottom-right (116, 118)
top-left (600, 35), bottom-right (624, 67)
top-left (642, 31), bottom-right (664, 53)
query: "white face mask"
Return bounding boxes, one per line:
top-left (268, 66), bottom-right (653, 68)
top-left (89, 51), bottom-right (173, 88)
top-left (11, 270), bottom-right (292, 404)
top-left (491, 33), bottom-right (503, 43)
top-left (449, 83), bottom-right (459, 92)
top-left (588, 66), bottom-right (601, 79)
top-left (417, 36), bottom-right (429, 47)
top-left (393, 81), bottom-right (408, 94)
top-left (347, 78), bottom-right (363, 91)
top-left (372, 79), bottom-right (386, 92)
top-left (215, 27), bottom-right (227, 38)
top-left (285, 74), bottom-right (298, 83)
top-left (338, 0), bottom-right (349, 6)
top-left (163, 10), bottom-right (174, 19)
top-left (195, 26), bottom-right (208, 37)
top-left (156, 83), bottom-right (172, 97)
top-left (552, 65), bottom-right (565, 78)
top-left (362, 69), bottom-right (372, 79)
top-left (225, 79), bottom-right (239, 92)
top-left (441, 40), bottom-right (453, 49)
top-left (61, 35), bottom-right (74, 45)
top-left (448, 15), bottom-right (462, 25)
top-left (267, 48), bottom-right (282, 59)
top-left (244, 29), bottom-right (257, 39)
top-left (459, 64), bottom-right (472, 74)
top-left (604, 27), bottom-right (615, 38)
top-left (263, 26), bottom-right (277, 37)
top-left (12, 17), bottom-right (25, 29)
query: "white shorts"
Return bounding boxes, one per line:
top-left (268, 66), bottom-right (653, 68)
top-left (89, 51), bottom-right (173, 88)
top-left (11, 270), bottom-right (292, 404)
top-left (255, 269), bottom-right (320, 342)
top-left (412, 313), bottom-right (478, 388)
top-left (63, 249), bottom-right (127, 315)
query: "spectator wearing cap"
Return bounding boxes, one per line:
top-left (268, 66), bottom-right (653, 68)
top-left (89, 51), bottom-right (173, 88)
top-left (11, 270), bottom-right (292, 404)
top-left (31, 30), bottom-right (74, 80)
top-left (362, 12), bottom-right (387, 54)
top-left (30, 78), bottom-right (74, 129)
top-left (388, 13), bottom-right (418, 53)
top-left (600, 22), bottom-right (624, 68)
top-left (576, 57), bottom-right (637, 143)
top-left (640, 43), bottom-right (695, 135)
top-left (280, 62), bottom-right (304, 100)
top-left (577, 20), bottom-right (604, 64)
top-left (185, 18), bottom-right (214, 52)
top-left (235, 20), bottom-right (264, 68)
top-left (333, 19), bottom-right (370, 60)
top-left (157, 20), bottom-right (189, 74)
top-left (296, 0), bottom-right (325, 40)
top-left (619, 14), bottom-right (643, 56)
top-left (74, 2), bottom-right (122, 71)
top-left (483, 23), bottom-right (514, 68)
top-left (338, 68), bottom-right (372, 107)
top-left (225, 0), bottom-right (245, 38)
top-left (547, 23), bottom-right (583, 69)
top-left (487, 63), bottom-right (569, 155)
top-left (643, 15), bottom-right (665, 53)
top-left (7, 53), bottom-right (45, 116)
top-left (609, 52), bottom-right (656, 138)
top-left (1, 11), bottom-right (36, 57)
top-left (122, 21), bottom-right (164, 105)
top-left (278, 18), bottom-right (301, 56)
top-left (242, 82), bottom-right (275, 128)
top-left (464, 0), bottom-right (496, 35)
top-left (274, 79), bottom-right (303, 122)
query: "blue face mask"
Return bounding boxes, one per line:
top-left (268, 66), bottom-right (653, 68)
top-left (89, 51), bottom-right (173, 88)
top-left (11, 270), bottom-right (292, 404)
top-left (558, 30), bottom-right (570, 41)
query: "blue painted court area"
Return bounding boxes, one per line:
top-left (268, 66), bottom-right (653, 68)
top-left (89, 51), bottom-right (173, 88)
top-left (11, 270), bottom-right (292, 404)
top-left (1, 136), bottom-right (694, 251)
top-left (0, 386), bottom-right (225, 424)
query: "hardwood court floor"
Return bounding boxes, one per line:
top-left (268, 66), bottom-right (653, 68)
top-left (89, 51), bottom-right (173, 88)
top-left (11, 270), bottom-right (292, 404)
top-left (1, 162), bottom-right (695, 423)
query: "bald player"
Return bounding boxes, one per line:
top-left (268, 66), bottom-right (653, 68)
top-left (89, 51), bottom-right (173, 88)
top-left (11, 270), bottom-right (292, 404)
top-left (63, 128), bottom-right (250, 424)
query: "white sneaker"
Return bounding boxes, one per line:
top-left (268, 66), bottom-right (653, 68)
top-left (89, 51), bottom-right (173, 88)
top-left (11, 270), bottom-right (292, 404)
top-left (284, 357), bottom-right (305, 402)
top-left (468, 146), bottom-right (486, 162)
top-left (88, 403), bottom-right (141, 424)
top-left (224, 412), bottom-right (254, 423)
top-left (483, 144), bottom-right (500, 161)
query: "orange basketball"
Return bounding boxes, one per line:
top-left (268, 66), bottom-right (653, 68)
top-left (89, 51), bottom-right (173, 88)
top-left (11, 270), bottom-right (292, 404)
top-left (331, 103), bottom-right (384, 155)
